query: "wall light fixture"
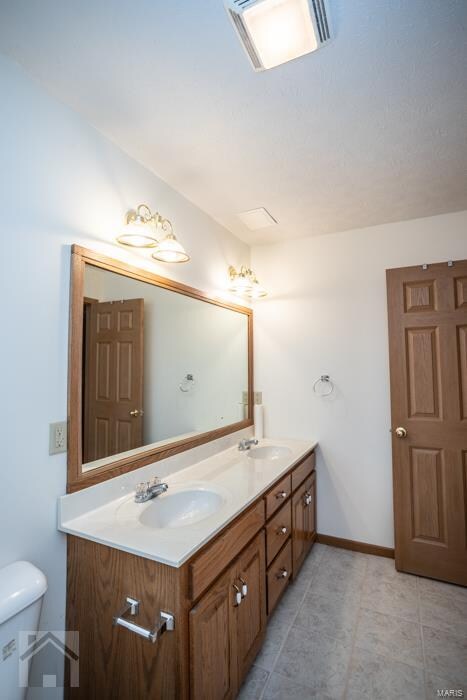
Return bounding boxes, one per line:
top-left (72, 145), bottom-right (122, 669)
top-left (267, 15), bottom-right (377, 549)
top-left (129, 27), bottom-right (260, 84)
top-left (116, 204), bottom-right (190, 263)
top-left (228, 265), bottom-right (267, 298)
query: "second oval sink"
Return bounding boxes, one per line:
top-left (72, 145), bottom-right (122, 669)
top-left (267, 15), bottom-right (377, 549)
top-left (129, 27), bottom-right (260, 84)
top-left (248, 445), bottom-right (292, 461)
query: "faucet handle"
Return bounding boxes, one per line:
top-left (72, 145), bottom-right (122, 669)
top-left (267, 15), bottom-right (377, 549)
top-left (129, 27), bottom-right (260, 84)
top-left (135, 482), bottom-right (148, 498)
top-left (149, 476), bottom-right (161, 488)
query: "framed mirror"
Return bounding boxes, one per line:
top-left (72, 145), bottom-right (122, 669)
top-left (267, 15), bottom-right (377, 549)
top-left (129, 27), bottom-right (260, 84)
top-left (68, 246), bottom-right (253, 491)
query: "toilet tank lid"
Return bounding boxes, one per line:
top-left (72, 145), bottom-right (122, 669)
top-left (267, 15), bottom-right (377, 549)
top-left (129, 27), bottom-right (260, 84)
top-left (0, 561), bottom-right (47, 624)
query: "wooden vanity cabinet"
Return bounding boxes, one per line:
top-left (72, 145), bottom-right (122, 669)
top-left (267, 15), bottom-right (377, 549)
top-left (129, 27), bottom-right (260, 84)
top-left (190, 531), bottom-right (266, 700)
top-left (66, 449), bottom-right (316, 700)
top-left (292, 472), bottom-right (316, 577)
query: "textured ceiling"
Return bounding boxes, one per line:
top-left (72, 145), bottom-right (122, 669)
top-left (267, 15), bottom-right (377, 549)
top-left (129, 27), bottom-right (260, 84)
top-left (0, 0), bottom-right (466, 244)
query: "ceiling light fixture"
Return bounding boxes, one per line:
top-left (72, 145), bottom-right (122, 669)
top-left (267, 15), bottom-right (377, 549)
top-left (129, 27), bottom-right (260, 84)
top-left (225, 0), bottom-right (331, 72)
top-left (228, 265), bottom-right (267, 298)
top-left (116, 204), bottom-right (190, 263)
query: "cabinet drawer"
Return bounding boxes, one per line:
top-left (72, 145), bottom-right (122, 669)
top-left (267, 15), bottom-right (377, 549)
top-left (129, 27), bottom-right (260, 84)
top-left (267, 539), bottom-right (292, 615)
top-left (189, 500), bottom-right (265, 601)
top-left (264, 474), bottom-right (292, 519)
top-left (291, 451), bottom-right (315, 492)
top-left (266, 501), bottom-right (292, 566)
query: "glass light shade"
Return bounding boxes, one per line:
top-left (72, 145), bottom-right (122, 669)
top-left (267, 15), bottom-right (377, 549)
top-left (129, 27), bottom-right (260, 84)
top-left (229, 272), bottom-right (254, 295)
top-left (152, 234), bottom-right (190, 263)
top-left (116, 218), bottom-right (159, 248)
top-left (243, 0), bottom-right (318, 70)
top-left (248, 279), bottom-right (268, 298)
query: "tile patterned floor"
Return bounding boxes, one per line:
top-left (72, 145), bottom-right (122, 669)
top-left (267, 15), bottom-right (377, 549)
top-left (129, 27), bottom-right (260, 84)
top-left (238, 544), bottom-right (467, 700)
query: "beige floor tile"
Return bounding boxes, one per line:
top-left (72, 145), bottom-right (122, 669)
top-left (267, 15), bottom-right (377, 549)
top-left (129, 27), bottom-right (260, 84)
top-left (361, 574), bottom-right (419, 622)
top-left (423, 626), bottom-right (467, 686)
top-left (263, 671), bottom-right (333, 700)
top-left (355, 607), bottom-right (424, 668)
top-left (346, 647), bottom-right (425, 700)
top-left (425, 671), bottom-right (466, 699)
top-left (274, 626), bottom-right (352, 698)
top-left (419, 581), bottom-right (467, 638)
top-left (237, 666), bottom-right (269, 700)
top-left (295, 589), bottom-right (360, 644)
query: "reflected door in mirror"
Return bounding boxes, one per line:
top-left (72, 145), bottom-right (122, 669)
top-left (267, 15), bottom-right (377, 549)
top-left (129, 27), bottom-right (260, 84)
top-left (83, 299), bottom-right (144, 462)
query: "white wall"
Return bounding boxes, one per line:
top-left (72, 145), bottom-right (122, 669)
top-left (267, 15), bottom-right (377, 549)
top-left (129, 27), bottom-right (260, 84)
top-left (0, 53), bottom-right (249, 697)
top-left (252, 210), bottom-right (467, 549)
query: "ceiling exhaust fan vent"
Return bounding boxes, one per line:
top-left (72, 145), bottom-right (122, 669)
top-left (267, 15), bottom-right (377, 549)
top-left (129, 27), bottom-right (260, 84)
top-left (228, 8), bottom-right (263, 70)
top-left (226, 0), bottom-right (332, 71)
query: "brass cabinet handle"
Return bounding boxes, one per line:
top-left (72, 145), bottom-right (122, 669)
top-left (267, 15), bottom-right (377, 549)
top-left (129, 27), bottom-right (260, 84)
top-left (277, 526), bottom-right (288, 535)
top-left (275, 491), bottom-right (288, 500)
top-left (129, 409), bottom-right (144, 417)
top-left (394, 426), bottom-right (407, 438)
top-left (276, 568), bottom-right (288, 580)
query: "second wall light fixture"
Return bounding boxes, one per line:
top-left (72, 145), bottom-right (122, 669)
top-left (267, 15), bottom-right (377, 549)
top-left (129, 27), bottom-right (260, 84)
top-left (116, 203), bottom-right (190, 263)
top-left (228, 265), bottom-right (267, 298)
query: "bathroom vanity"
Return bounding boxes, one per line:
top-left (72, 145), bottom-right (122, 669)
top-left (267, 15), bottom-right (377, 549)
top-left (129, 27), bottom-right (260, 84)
top-left (62, 247), bottom-right (317, 698)
top-left (61, 440), bottom-right (316, 699)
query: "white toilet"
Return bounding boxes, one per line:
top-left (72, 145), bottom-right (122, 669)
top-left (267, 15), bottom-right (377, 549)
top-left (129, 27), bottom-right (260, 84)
top-left (0, 561), bottom-right (47, 700)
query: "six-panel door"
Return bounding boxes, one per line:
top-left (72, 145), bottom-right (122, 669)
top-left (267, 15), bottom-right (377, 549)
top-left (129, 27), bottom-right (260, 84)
top-left (387, 260), bottom-right (467, 585)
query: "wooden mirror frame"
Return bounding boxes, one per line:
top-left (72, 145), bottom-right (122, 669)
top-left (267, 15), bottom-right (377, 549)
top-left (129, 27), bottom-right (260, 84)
top-left (68, 245), bottom-right (253, 492)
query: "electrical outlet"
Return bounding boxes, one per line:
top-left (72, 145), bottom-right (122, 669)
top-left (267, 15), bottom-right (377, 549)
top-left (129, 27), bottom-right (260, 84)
top-left (254, 392), bottom-right (262, 405)
top-left (49, 421), bottom-right (67, 455)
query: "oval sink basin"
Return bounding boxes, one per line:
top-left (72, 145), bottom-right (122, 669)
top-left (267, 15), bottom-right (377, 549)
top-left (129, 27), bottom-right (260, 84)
top-left (248, 446), bottom-right (292, 461)
top-left (117, 484), bottom-right (227, 530)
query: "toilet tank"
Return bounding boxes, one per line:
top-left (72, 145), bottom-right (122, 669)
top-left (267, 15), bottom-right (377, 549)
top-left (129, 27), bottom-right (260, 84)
top-left (0, 561), bottom-right (47, 700)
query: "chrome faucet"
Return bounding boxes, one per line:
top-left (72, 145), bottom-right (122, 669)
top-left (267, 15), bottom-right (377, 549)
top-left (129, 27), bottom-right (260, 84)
top-left (134, 476), bottom-right (169, 503)
top-left (238, 438), bottom-right (259, 452)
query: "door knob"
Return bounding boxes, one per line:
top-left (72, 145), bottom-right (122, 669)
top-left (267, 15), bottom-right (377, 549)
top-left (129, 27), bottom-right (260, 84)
top-left (129, 409), bottom-right (144, 417)
top-left (394, 427), bottom-right (407, 438)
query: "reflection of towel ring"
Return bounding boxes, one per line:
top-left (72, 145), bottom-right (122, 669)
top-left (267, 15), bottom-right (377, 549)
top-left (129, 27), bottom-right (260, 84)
top-left (179, 374), bottom-right (195, 393)
top-left (313, 375), bottom-right (334, 397)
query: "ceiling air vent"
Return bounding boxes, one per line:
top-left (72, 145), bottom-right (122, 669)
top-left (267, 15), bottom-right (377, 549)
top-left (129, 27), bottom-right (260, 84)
top-left (225, 0), bottom-right (332, 72)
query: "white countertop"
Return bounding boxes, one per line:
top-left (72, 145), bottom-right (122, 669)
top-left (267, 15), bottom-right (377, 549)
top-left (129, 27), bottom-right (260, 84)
top-left (58, 438), bottom-right (317, 568)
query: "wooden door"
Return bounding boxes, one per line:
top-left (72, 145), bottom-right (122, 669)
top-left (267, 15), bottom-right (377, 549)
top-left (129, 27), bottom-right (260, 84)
top-left (387, 260), bottom-right (467, 585)
top-left (189, 569), bottom-right (237, 700)
top-left (83, 299), bottom-right (144, 462)
top-left (235, 532), bottom-right (266, 685)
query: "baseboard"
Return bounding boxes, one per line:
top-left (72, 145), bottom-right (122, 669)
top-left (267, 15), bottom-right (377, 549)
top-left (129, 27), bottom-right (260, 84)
top-left (316, 533), bottom-right (395, 559)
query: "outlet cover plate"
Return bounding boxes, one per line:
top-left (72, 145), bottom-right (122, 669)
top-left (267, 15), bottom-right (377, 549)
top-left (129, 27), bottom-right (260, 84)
top-left (49, 421), bottom-right (67, 455)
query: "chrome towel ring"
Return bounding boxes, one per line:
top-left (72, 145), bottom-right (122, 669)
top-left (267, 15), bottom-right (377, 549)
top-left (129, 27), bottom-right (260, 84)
top-left (313, 375), bottom-right (334, 396)
top-left (179, 374), bottom-right (195, 392)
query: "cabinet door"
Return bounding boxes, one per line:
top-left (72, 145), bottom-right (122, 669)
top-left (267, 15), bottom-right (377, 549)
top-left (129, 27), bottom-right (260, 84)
top-left (190, 569), bottom-right (237, 700)
top-left (292, 474), bottom-right (316, 577)
top-left (292, 480), bottom-right (308, 576)
top-left (235, 531), bottom-right (266, 684)
top-left (307, 472), bottom-right (316, 542)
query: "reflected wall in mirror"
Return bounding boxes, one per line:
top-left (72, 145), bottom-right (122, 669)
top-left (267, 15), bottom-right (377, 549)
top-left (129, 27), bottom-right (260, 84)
top-left (68, 246), bottom-right (253, 491)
